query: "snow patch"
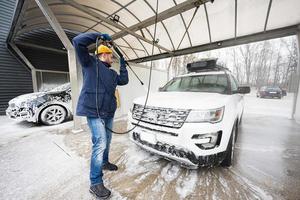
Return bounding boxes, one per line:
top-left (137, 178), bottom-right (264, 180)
top-left (122, 144), bottom-right (160, 175)
top-left (161, 163), bottom-right (181, 182)
top-left (175, 170), bottom-right (198, 199)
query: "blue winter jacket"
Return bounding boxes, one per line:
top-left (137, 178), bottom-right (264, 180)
top-left (72, 32), bottom-right (129, 118)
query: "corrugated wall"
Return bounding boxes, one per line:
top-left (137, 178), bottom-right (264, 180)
top-left (0, 0), bottom-right (33, 115)
top-left (19, 45), bottom-right (69, 72)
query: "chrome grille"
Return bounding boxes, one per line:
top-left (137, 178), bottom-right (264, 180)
top-left (132, 104), bottom-right (190, 128)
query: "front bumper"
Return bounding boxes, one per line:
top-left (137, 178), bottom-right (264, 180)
top-left (264, 92), bottom-right (281, 98)
top-left (6, 107), bottom-right (36, 122)
top-left (131, 131), bottom-right (226, 168)
top-left (128, 114), bottom-right (233, 168)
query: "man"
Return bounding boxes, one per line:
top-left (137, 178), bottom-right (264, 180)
top-left (72, 32), bottom-right (128, 199)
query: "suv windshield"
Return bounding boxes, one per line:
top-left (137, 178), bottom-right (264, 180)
top-left (161, 74), bottom-right (228, 94)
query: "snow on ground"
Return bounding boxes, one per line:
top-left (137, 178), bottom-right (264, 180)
top-left (244, 89), bottom-right (294, 118)
top-left (0, 128), bottom-right (87, 200)
top-left (0, 116), bottom-right (73, 146)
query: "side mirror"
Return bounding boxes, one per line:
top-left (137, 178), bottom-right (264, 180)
top-left (237, 86), bottom-right (251, 94)
top-left (158, 87), bottom-right (164, 92)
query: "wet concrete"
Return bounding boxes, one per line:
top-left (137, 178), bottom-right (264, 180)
top-left (0, 94), bottom-right (300, 200)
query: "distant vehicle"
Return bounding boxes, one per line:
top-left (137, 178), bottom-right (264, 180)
top-left (256, 86), bottom-right (283, 99)
top-left (6, 83), bottom-right (72, 125)
top-left (128, 59), bottom-right (250, 168)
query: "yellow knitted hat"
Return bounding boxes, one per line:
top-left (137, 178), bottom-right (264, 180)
top-left (95, 45), bottom-right (113, 55)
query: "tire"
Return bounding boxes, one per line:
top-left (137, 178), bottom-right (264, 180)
top-left (40, 105), bottom-right (67, 125)
top-left (221, 122), bottom-right (237, 167)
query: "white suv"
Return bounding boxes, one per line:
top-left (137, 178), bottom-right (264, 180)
top-left (128, 60), bottom-right (250, 168)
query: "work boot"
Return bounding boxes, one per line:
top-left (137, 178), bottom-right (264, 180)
top-left (89, 183), bottom-right (111, 199)
top-left (103, 162), bottom-right (118, 171)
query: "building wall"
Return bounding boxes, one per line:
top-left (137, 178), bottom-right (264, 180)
top-left (0, 0), bottom-right (33, 115)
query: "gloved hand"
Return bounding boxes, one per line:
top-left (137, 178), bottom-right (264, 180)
top-left (120, 57), bottom-right (126, 68)
top-left (100, 33), bottom-right (112, 41)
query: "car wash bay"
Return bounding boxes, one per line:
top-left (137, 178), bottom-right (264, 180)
top-left (0, 93), bottom-right (300, 199)
top-left (1, 0), bottom-right (300, 199)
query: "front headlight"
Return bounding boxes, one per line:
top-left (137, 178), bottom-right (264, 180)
top-left (185, 107), bottom-right (224, 123)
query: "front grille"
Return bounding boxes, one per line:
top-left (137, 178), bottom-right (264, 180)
top-left (132, 104), bottom-right (190, 128)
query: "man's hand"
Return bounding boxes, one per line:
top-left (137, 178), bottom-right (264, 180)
top-left (120, 57), bottom-right (126, 68)
top-left (100, 33), bottom-right (112, 41)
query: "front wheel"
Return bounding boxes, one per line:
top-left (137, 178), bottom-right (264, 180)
top-left (220, 122), bottom-right (237, 167)
top-left (40, 105), bottom-right (67, 125)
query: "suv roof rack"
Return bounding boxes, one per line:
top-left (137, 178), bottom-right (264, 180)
top-left (186, 58), bottom-right (229, 73)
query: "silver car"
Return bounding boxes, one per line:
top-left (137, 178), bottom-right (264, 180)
top-left (6, 83), bottom-right (72, 125)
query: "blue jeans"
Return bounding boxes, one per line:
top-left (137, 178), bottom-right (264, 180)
top-left (87, 117), bottom-right (113, 186)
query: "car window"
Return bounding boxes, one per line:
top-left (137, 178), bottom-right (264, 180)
top-left (180, 76), bottom-right (192, 90)
top-left (164, 78), bottom-right (181, 91)
top-left (266, 87), bottom-right (281, 92)
top-left (163, 74), bottom-right (228, 94)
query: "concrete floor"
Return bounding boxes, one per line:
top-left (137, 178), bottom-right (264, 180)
top-left (0, 93), bottom-right (299, 200)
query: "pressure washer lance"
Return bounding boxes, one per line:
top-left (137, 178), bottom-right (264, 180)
top-left (110, 41), bottom-right (144, 85)
top-left (95, 37), bottom-right (152, 134)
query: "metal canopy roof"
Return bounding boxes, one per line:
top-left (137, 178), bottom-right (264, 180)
top-left (10, 0), bottom-right (300, 63)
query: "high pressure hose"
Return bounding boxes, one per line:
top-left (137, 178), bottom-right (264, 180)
top-left (95, 0), bottom-right (159, 134)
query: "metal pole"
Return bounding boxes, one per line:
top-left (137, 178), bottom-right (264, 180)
top-left (292, 31), bottom-right (300, 122)
top-left (31, 69), bottom-right (38, 92)
top-left (130, 25), bottom-right (300, 63)
top-left (35, 0), bottom-right (82, 132)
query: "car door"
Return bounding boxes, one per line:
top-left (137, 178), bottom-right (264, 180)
top-left (229, 75), bottom-right (243, 119)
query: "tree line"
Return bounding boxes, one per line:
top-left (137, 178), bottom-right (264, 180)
top-left (155, 36), bottom-right (298, 92)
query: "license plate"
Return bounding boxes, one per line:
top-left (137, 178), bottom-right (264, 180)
top-left (140, 131), bottom-right (157, 144)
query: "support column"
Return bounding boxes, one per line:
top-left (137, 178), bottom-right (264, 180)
top-left (293, 30), bottom-right (300, 123)
top-left (35, 0), bottom-right (82, 132)
top-left (9, 42), bottom-right (38, 92)
top-left (31, 69), bottom-right (38, 92)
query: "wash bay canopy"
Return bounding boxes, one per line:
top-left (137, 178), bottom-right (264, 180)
top-left (11, 0), bottom-right (300, 64)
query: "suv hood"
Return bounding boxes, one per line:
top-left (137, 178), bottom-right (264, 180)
top-left (134, 92), bottom-right (230, 110)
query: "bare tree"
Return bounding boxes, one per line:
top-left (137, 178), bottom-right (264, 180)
top-left (281, 37), bottom-right (298, 91)
top-left (164, 36), bottom-right (298, 89)
top-left (239, 44), bottom-right (257, 85)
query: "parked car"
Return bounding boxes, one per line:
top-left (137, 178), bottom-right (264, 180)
top-left (128, 59), bottom-right (250, 168)
top-left (6, 83), bottom-right (72, 125)
top-left (256, 86), bottom-right (283, 99)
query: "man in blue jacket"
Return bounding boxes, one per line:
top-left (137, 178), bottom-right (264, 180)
top-left (73, 32), bottom-right (128, 199)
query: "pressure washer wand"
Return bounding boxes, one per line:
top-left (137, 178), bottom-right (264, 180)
top-left (110, 42), bottom-right (144, 85)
